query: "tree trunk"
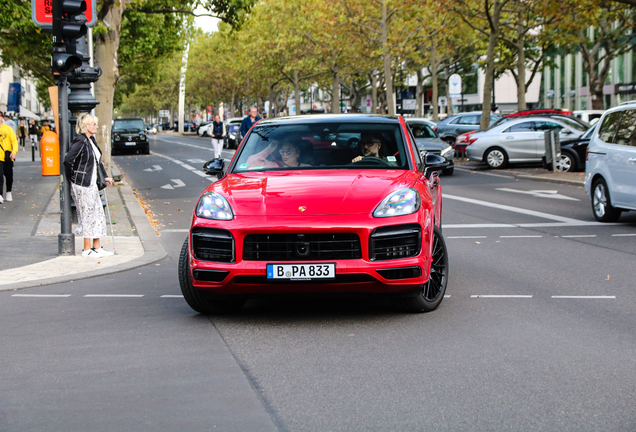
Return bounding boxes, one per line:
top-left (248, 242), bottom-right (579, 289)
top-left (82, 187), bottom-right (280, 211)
top-left (94, 1), bottom-right (124, 174)
top-left (382, 1), bottom-right (395, 115)
top-left (332, 70), bottom-right (340, 113)
top-left (268, 85), bottom-right (276, 118)
top-left (416, 67), bottom-right (424, 117)
top-left (370, 68), bottom-right (378, 114)
top-left (580, 40), bottom-right (607, 110)
top-left (481, 0), bottom-right (502, 129)
top-left (294, 70), bottom-right (301, 115)
top-left (430, 41), bottom-right (439, 121)
top-left (516, 17), bottom-right (527, 111)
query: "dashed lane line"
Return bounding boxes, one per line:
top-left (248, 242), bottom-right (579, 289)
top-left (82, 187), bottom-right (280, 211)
top-left (551, 295), bottom-right (616, 299)
top-left (471, 295), bottom-right (533, 298)
top-left (11, 294), bottom-right (71, 298)
top-left (559, 235), bottom-right (597, 238)
top-left (84, 294), bottom-right (145, 298)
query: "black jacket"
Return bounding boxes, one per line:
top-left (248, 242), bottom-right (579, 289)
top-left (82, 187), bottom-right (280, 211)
top-left (63, 133), bottom-right (107, 187)
top-left (212, 121), bottom-right (224, 139)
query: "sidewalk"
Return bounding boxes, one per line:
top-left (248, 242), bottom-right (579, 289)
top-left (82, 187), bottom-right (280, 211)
top-left (0, 145), bottom-right (166, 291)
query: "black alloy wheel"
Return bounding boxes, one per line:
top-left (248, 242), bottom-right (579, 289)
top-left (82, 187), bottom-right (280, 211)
top-left (178, 239), bottom-right (245, 314)
top-left (393, 225), bottom-right (448, 313)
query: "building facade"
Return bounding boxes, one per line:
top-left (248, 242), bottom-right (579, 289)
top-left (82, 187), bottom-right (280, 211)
top-left (0, 65), bottom-right (44, 119)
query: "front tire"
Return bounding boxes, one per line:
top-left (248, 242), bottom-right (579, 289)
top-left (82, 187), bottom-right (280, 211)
top-left (592, 178), bottom-right (622, 222)
top-left (178, 239), bottom-right (246, 314)
top-left (555, 151), bottom-right (576, 172)
top-left (393, 226), bottom-right (448, 313)
top-left (484, 148), bottom-right (508, 169)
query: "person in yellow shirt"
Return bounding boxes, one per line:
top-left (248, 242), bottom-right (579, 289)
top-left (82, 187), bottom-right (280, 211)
top-left (0, 112), bottom-right (19, 203)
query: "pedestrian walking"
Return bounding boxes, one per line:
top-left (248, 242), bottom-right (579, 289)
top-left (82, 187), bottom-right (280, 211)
top-left (17, 119), bottom-right (27, 150)
top-left (28, 119), bottom-right (39, 150)
top-left (0, 112), bottom-right (18, 203)
top-left (3, 114), bottom-right (17, 135)
top-left (240, 107), bottom-right (262, 138)
top-left (211, 115), bottom-right (225, 159)
top-left (63, 113), bottom-right (115, 257)
top-left (40, 120), bottom-right (51, 136)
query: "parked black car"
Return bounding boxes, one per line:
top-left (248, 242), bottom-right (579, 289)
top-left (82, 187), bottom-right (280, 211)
top-left (406, 118), bottom-right (454, 175)
top-left (112, 118), bottom-right (149, 155)
top-left (544, 123), bottom-right (596, 172)
top-left (172, 121), bottom-right (196, 132)
top-left (225, 117), bottom-right (243, 148)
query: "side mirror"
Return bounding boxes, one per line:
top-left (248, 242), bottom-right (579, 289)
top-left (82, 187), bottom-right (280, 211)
top-left (423, 153), bottom-right (448, 179)
top-left (203, 158), bottom-right (225, 179)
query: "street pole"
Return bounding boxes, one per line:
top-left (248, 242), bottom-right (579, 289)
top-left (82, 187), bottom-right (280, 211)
top-left (58, 76), bottom-right (74, 255)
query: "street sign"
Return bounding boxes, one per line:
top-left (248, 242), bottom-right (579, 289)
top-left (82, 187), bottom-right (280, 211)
top-left (32, 0), bottom-right (97, 28)
top-left (402, 99), bottom-right (416, 110)
top-left (448, 74), bottom-right (462, 96)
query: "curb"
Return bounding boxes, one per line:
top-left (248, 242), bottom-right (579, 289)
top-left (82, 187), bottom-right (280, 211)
top-left (1, 161), bottom-right (167, 291)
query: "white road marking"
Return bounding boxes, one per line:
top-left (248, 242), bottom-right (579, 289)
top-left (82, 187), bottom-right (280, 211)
top-left (143, 165), bottom-right (163, 172)
top-left (444, 194), bottom-right (584, 224)
top-left (187, 159), bottom-right (208, 164)
top-left (447, 236), bottom-right (487, 239)
top-left (152, 151), bottom-right (217, 182)
top-left (559, 235), bottom-right (597, 238)
top-left (161, 295), bottom-right (185, 298)
top-left (471, 295), bottom-right (533, 298)
top-left (161, 179), bottom-right (186, 189)
top-left (12, 294), bottom-right (71, 297)
top-left (182, 164), bottom-right (196, 171)
top-left (612, 233), bottom-right (636, 237)
top-left (495, 188), bottom-right (580, 201)
top-left (84, 294), bottom-right (144, 298)
top-left (551, 296), bottom-right (616, 299)
top-left (499, 235), bottom-right (542, 238)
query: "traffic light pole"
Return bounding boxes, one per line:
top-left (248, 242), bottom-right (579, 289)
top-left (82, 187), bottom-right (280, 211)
top-left (58, 76), bottom-right (75, 255)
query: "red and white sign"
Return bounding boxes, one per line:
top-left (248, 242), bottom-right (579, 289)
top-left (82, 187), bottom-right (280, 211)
top-left (31, 0), bottom-right (97, 28)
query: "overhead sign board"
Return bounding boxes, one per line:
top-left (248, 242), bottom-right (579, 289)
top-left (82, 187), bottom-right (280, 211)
top-left (448, 74), bottom-right (462, 96)
top-left (31, 0), bottom-right (97, 28)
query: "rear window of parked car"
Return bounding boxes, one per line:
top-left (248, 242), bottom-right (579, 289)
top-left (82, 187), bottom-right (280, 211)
top-left (457, 115), bottom-right (480, 125)
top-left (613, 109), bottom-right (636, 146)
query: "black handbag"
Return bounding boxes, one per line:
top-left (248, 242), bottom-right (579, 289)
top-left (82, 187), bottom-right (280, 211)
top-left (96, 162), bottom-right (107, 190)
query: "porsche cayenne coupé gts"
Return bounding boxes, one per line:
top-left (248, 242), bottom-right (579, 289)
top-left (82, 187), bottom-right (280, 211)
top-left (179, 114), bottom-right (450, 314)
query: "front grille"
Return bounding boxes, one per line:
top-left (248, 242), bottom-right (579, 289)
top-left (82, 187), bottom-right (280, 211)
top-left (369, 224), bottom-right (421, 261)
top-left (192, 228), bottom-right (234, 262)
top-left (243, 233), bottom-right (361, 261)
top-left (376, 266), bottom-right (422, 280)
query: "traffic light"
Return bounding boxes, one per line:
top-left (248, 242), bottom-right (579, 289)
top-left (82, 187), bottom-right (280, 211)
top-left (51, 0), bottom-right (87, 75)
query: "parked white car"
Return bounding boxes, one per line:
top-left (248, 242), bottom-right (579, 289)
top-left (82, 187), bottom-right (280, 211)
top-left (465, 115), bottom-right (588, 168)
top-left (584, 103), bottom-right (636, 222)
top-left (573, 110), bottom-right (604, 125)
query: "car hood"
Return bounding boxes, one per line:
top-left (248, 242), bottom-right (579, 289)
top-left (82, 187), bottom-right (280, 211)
top-left (414, 137), bottom-right (449, 151)
top-left (208, 170), bottom-right (419, 216)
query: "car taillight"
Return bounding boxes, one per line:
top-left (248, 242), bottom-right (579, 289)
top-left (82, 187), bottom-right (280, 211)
top-left (456, 131), bottom-right (476, 145)
top-left (468, 137), bottom-right (478, 146)
top-left (433, 127), bottom-right (437, 132)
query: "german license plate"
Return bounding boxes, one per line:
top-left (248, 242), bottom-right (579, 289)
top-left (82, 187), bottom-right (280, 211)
top-left (125, 141), bottom-right (136, 146)
top-left (267, 263), bottom-right (335, 280)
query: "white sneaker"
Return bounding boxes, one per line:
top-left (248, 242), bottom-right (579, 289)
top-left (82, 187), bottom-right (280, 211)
top-left (82, 248), bottom-right (100, 257)
top-left (0, 195), bottom-right (3, 204)
top-left (94, 247), bottom-right (114, 256)
top-left (5, 192), bottom-right (12, 201)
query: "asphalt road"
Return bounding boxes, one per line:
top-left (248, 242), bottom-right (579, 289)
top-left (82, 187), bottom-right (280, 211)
top-left (2, 133), bottom-right (635, 431)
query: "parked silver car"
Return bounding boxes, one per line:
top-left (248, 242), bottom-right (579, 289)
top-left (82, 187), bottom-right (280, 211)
top-left (465, 116), bottom-right (588, 168)
top-left (406, 118), bottom-right (454, 175)
top-left (585, 103), bottom-right (636, 222)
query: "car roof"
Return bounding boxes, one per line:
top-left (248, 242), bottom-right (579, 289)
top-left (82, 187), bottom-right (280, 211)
top-left (114, 118), bottom-right (144, 121)
top-left (256, 114), bottom-right (402, 126)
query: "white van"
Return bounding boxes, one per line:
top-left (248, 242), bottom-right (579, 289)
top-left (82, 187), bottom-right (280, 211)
top-left (584, 104), bottom-right (636, 221)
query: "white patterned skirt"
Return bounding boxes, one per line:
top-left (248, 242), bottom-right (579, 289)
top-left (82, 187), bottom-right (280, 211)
top-left (71, 182), bottom-right (107, 239)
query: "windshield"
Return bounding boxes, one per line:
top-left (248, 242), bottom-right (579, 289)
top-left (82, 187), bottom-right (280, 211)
top-left (555, 116), bottom-right (589, 131)
top-left (113, 120), bottom-right (145, 131)
top-left (228, 124), bottom-right (240, 133)
top-left (233, 123), bottom-right (409, 172)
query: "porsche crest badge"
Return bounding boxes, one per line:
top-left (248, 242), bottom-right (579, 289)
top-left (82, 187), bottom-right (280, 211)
top-left (299, 206), bottom-right (307, 212)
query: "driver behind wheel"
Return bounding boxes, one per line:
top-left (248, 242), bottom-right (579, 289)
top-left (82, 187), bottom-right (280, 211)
top-left (352, 132), bottom-right (395, 165)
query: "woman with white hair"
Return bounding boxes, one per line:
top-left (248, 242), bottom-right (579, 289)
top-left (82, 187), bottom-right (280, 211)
top-left (63, 113), bottom-right (115, 257)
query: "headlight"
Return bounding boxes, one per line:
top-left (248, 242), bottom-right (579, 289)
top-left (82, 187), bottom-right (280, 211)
top-left (440, 145), bottom-right (453, 157)
top-left (196, 192), bottom-right (234, 220)
top-left (373, 188), bottom-right (421, 218)
top-left (139, 133), bottom-right (147, 141)
top-left (113, 134), bottom-right (120, 141)
top-left (229, 134), bottom-right (235, 139)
